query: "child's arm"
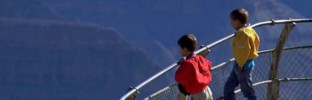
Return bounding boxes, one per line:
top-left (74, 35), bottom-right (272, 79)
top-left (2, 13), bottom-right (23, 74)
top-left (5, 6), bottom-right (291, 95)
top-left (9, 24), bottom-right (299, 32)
top-left (175, 61), bottom-right (195, 86)
top-left (198, 45), bottom-right (210, 57)
top-left (233, 33), bottom-right (251, 68)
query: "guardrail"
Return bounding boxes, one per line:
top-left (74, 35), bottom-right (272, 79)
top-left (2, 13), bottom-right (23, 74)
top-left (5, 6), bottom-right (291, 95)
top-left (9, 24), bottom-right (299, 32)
top-left (121, 18), bottom-right (312, 100)
top-left (147, 46), bottom-right (312, 100)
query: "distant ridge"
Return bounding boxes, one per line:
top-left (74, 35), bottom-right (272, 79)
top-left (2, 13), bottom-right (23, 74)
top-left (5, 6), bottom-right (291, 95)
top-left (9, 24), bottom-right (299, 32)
top-left (0, 0), bottom-right (64, 20)
top-left (0, 17), bottom-right (164, 99)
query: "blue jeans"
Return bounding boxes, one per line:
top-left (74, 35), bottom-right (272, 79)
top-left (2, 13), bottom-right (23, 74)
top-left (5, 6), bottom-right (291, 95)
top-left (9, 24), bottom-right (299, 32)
top-left (224, 60), bottom-right (256, 100)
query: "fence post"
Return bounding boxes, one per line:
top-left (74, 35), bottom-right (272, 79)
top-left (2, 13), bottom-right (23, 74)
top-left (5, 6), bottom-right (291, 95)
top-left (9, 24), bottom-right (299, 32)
top-left (267, 21), bottom-right (296, 100)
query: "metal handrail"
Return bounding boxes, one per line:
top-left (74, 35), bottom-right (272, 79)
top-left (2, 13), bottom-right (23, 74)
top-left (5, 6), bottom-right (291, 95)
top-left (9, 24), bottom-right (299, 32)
top-left (120, 18), bottom-right (312, 100)
top-left (144, 45), bottom-right (312, 100)
top-left (146, 83), bottom-right (178, 99)
top-left (213, 45), bottom-right (312, 71)
top-left (214, 77), bottom-right (312, 100)
top-left (234, 77), bottom-right (312, 94)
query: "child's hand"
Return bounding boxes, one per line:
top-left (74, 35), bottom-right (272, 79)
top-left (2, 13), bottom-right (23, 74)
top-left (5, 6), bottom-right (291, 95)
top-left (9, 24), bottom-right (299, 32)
top-left (198, 45), bottom-right (210, 57)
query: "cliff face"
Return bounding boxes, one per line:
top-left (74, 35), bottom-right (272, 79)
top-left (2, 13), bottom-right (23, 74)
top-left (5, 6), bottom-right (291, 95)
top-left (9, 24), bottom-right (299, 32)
top-left (0, 18), bottom-right (165, 99)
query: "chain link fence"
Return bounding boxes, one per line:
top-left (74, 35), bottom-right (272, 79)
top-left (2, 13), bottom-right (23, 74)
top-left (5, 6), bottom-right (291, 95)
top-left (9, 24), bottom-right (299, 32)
top-left (120, 19), bottom-right (312, 100)
top-left (145, 46), bottom-right (312, 100)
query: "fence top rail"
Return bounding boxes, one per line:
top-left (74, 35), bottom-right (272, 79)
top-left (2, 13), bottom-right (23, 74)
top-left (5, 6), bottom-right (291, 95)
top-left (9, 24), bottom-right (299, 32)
top-left (233, 77), bottom-right (312, 93)
top-left (120, 18), bottom-right (312, 100)
top-left (212, 45), bottom-right (312, 71)
top-left (147, 45), bottom-right (312, 97)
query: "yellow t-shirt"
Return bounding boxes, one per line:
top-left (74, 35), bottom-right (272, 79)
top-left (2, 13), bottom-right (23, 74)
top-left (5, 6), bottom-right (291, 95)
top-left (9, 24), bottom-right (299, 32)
top-left (232, 26), bottom-right (260, 68)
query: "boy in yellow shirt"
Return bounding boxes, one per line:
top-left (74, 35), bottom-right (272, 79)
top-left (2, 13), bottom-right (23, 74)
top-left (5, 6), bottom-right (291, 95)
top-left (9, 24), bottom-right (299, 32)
top-left (224, 8), bottom-right (260, 100)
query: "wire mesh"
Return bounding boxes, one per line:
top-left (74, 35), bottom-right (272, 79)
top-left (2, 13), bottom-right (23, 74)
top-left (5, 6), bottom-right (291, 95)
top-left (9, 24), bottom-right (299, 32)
top-left (278, 46), bottom-right (312, 100)
top-left (279, 81), bottom-right (312, 100)
top-left (146, 83), bottom-right (180, 100)
top-left (234, 83), bottom-right (268, 99)
top-left (120, 19), bottom-right (312, 99)
top-left (145, 46), bottom-right (312, 100)
top-left (210, 50), bottom-right (272, 99)
top-left (279, 47), bottom-right (312, 78)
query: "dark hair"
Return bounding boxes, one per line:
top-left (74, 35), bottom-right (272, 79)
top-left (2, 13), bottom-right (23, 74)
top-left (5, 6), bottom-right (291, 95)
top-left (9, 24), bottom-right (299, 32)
top-left (178, 34), bottom-right (197, 52)
top-left (230, 8), bottom-right (249, 24)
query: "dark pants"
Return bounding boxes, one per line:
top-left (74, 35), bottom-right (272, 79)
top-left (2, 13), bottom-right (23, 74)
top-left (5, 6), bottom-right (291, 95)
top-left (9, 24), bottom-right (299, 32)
top-left (224, 60), bottom-right (256, 100)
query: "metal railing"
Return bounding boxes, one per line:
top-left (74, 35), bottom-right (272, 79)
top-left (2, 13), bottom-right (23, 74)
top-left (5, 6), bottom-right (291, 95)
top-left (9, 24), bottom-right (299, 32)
top-left (234, 77), bottom-right (312, 94)
top-left (121, 18), bottom-right (312, 100)
top-left (147, 46), bottom-right (312, 100)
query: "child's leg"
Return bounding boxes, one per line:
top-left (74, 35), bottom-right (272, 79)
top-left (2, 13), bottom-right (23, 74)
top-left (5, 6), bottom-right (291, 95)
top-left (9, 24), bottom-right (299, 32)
top-left (224, 65), bottom-right (239, 100)
top-left (177, 92), bottom-right (187, 100)
top-left (234, 67), bottom-right (256, 100)
top-left (191, 86), bottom-right (213, 100)
top-left (207, 86), bottom-right (213, 100)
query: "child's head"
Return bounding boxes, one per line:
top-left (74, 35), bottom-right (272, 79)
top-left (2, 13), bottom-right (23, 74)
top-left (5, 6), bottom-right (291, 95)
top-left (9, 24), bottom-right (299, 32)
top-left (230, 8), bottom-right (249, 30)
top-left (177, 34), bottom-right (197, 56)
